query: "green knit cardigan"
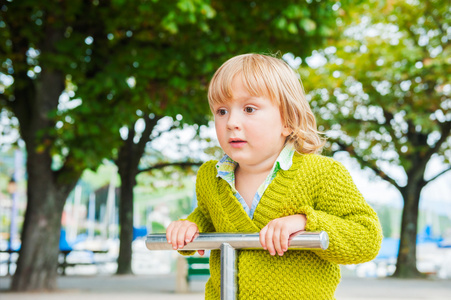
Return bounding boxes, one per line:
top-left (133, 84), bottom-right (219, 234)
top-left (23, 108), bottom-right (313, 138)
top-left (184, 153), bottom-right (382, 300)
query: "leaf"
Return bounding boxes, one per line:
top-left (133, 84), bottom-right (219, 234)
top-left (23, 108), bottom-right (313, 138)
top-left (299, 18), bottom-right (316, 33)
top-left (275, 17), bottom-right (287, 30)
top-left (287, 23), bottom-right (298, 34)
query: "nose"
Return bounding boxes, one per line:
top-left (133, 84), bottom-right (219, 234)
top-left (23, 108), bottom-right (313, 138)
top-left (226, 110), bottom-right (241, 130)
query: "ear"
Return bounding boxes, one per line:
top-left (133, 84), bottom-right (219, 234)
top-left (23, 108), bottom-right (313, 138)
top-left (282, 125), bottom-right (291, 137)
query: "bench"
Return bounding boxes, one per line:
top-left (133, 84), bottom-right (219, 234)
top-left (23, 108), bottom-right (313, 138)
top-left (0, 248), bottom-right (111, 276)
top-left (58, 249), bottom-right (112, 275)
top-left (176, 256), bottom-right (210, 293)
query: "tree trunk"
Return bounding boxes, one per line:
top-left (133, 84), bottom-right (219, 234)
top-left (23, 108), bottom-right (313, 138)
top-left (116, 160), bottom-right (136, 275)
top-left (11, 66), bottom-right (80, 290)
top-left (116, 131), bottom-right (139, 275)
top-left (115, 116), bottom-right (159, 274)
top-left (11, 152), bottom-right (74, 290)
top-left (393, 181), bottom-right (424, 278)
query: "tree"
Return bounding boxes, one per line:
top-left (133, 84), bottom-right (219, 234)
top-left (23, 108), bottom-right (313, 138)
top-left (301, 0), bottom-right (450, 278)
top-left (111, 0), bottom-right (349, 274)
top-left (1, 0), bottom-right (346, 290)
top-left (115, 116), bottom-right (207, 274)
top-left (0, 0), bottom-right (218, 290)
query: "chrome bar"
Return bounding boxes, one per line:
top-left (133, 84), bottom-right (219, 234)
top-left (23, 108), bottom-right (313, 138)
top-left (146, 231), bottom-right (328, 300)
top-left (146, 231), bottom-right (329, 251)
top-left (220, 243), bottom-right (237, 300)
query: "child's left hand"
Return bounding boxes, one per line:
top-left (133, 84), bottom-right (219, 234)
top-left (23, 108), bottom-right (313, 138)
top-left (259, 214), bottom-right (307, 256)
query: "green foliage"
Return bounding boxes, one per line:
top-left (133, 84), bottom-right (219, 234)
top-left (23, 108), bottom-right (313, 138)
top-left (81, 163), bottom-right (119, 191)
top-left (169, 195), bottom-right (193, 220)
top-left (1, 0), bottom-right (352, 288)
top-left (300, 0), bottom-right (450, 277)
top-left (151, 221), bottom-right (166, 233)
top-left (301, 0), bottom-right (450, 179)
top-left (1, 0), bottom-right (346, 175)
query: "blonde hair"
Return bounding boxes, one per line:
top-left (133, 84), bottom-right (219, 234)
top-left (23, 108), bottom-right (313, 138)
top-left (208, 53), bottom-right (325, 154)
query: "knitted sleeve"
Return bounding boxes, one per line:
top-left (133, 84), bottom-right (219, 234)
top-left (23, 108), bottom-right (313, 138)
top-left (178, 161), bottom-right (217, 256)
top-left (187, 161), bottom-right (216, 233)
top-left (298, 160), bottom-right (383, 265)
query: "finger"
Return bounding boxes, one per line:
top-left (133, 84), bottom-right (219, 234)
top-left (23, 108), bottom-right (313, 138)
top-left (185, 224), bottom-right (198, 243)
top-left (280, 227), bottom-right (289, 254)
top-left (193, 231), bottom-right (200, 240)
top-left (259, 226), bottom-right (268, 250)
top-left (176, 223), bottom-right (190, 249)
top-left (166, 221), bottom-right (177, 244)
top-left (166, 221), bottom-right (177, 249)
top-left (169, 222), bottom-right (182, 250)
top-left (265, 225), bottom-right (275, 256)
top-left (166, 223), bottom-right (172, 243)
top-left (272, 226), bottom-right (283, 256)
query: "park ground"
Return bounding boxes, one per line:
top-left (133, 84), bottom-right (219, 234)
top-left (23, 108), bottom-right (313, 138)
top-left (1, 274), bottom-right (450, 300)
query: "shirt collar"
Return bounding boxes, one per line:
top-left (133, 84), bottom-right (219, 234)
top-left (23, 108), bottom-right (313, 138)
top-left (215, 143), bottom-right (295, 178)
top-left (276, 143), bottom-right (295, 171)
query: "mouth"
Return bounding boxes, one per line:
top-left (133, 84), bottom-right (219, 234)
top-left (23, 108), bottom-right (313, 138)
top-left (229, 138), bottom-right (247, 148)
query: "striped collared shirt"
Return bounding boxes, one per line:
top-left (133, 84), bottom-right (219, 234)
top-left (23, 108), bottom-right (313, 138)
top-left (215, 144), bottom-right (295, 219)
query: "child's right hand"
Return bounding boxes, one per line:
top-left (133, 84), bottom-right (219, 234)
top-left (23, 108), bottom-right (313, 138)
top-left (259, 214), bottom-right (307, 256)
top-left (166, 220), bottom-right (205, 255)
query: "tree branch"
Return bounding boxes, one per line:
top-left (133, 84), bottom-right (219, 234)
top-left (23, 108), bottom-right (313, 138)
top-left (54, 150), bottom-right (84, 192)
top-left (135, 114), bottom-right (161, 155)
top-left (359, 85), bottom-right (403, 153)
top-left (380, 108), bottom-right (404, 150)
top-left (138, 161), bottom-right (202, 174)
top-left (424, 166), bottom-right (451, 186)
top-left (334, 140), bottom-right (402, 191)
top-left (426, 121), bottom-right (451, 161)
top-left (0, 93), bottom-right (10, 111)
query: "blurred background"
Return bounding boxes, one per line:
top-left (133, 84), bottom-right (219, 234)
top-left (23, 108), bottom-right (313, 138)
top-left (0, 0), bottom-right (450, 298)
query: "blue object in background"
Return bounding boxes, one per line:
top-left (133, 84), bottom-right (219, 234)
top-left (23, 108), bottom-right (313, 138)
top-left (59, 229), bottom-right (73, 251)
top-left (133, 226), bottom-right (148, 241)
top-left (417, 224), bottom-right (443, 244)
top-left (60, 229), bottom-right (88, 251)
top-left (376, 225), bottom-right (445, 260)
top-left (376, 237), bottom-right (400, 260)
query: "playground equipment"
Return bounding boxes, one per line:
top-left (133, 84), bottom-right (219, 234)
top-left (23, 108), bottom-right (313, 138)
top-left (146, 231), bottom-right (329, 299)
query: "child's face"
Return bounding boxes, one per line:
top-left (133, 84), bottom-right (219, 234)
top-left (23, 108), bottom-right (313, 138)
top-left (212, 75), bottom-right (290, 168)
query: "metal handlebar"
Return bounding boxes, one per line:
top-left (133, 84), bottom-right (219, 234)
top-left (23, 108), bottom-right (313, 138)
top-left (146, 231), bottom-right (329, 251)
top-left (146, 231), bottom-right (329, 299)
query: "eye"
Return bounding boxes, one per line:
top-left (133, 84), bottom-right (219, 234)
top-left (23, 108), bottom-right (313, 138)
top-left (216, 108), bottom-right (228, 116)
top-left (244, 106), bottom-right (256, 113)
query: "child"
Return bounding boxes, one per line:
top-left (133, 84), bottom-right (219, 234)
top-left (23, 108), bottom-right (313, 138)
top-left (166, 53), bottom-right (382, 299)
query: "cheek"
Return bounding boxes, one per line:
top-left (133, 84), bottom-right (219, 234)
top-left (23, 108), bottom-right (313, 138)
top-left (252, 119), bottom-right (286, 141)
top-left (251, 116), bottom-right (282, 133)
top-left (214, 120), bottom-right (226, 140)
